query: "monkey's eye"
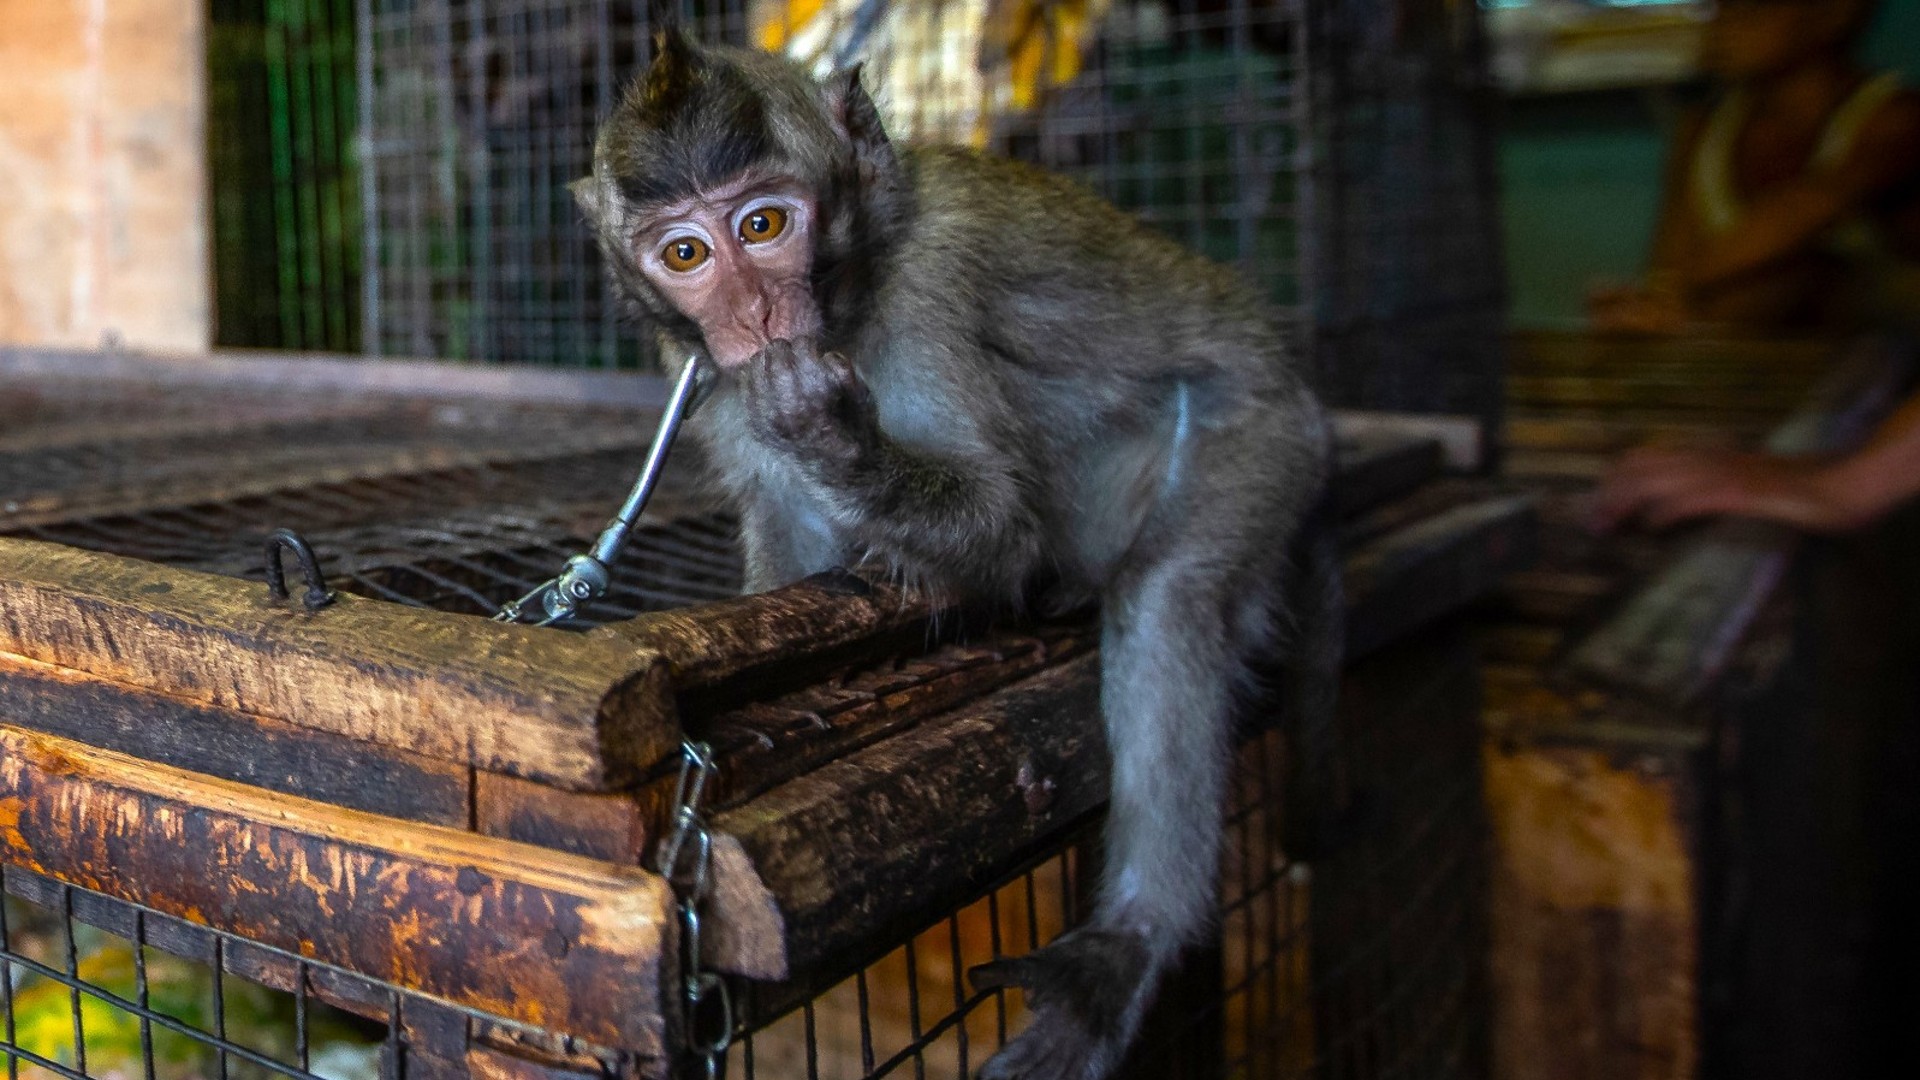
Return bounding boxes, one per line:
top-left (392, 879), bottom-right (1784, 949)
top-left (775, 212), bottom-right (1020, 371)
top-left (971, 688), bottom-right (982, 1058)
top-left (661, 237), bottom-right (710, 272)
top-left (739, 206), bottom-right (788, 244)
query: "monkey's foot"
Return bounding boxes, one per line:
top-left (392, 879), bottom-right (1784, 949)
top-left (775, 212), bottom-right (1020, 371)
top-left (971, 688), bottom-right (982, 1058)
top-left (969, 928), bottom-right (1157, 1080)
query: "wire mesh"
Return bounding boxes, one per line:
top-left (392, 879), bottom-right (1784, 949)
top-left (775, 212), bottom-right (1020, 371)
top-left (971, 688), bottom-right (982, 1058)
top-left (723, 673), bottom-right (1486, 1080)
top-left (209, 0), bottom-right (364, 353)
top-left (1, 866), bottom-right (456, 1080)
top-left (356, 0), bottom-right (1309, 366)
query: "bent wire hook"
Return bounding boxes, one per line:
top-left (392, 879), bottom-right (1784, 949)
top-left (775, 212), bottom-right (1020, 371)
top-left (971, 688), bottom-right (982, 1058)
top-left (495, 355), bottom-right (704, 626)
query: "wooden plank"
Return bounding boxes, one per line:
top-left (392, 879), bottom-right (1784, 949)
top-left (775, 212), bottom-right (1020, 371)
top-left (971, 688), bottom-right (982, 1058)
top-left (1332, 432), bottom-right (1446, 518)
top-left (1333, 411), bottom-right (1482, 471)
top-left (0, 652), bottom-right (471, 826)
top-left (474, 772), bottom-right (650, 865)
top-left (712, 656), bottom-right (1109, 979)
top-left (591, 569), bottom-right (940, 700)
top-left (0, 724), bottom-right (674, 1058)
top-left (1344, 494), bottom-right (1540, 660)
top-left (0, 345), bottom-right (673, 409)
top-left (697, 627), bottom-right (1093, 813)
top-left (1483, 736), bottom-right (1700, 1080)
top-left (0, 537), bottom-right (679, 790)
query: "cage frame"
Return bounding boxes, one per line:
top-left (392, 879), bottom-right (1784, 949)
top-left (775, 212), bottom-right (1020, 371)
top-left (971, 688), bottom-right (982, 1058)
top-left (2, 344), bottom-right (1535, 1079)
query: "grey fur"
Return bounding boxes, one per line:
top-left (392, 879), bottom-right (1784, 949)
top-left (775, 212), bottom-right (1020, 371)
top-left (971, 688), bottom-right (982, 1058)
top-left (579, 35), bottom-right (1338, 1080)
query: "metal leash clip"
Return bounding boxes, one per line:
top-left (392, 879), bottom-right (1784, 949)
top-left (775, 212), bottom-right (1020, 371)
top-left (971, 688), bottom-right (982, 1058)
top-left (495, 356), bottom-right (703, 626)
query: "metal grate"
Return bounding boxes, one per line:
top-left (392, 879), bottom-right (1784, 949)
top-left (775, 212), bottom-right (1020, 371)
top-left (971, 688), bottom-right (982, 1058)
top-left (0, 866), bottom-right (600, 1080)
top-left (6, 449), bottom-right (739, 629)
top-left (356, 0), bottom-right (1309, 366)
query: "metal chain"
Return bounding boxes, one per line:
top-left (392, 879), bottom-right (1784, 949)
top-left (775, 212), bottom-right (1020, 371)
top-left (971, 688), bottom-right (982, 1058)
top-left (654, 741), bottom-right (732, 1080)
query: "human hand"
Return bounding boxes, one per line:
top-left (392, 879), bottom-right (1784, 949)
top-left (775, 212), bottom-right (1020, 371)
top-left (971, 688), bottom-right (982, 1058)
top-left (1590, 447), bottom-right (1870, 534)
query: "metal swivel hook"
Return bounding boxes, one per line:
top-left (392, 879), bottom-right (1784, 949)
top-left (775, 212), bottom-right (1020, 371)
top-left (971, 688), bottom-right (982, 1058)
top-left (496, 354), bottom-right (703, 626)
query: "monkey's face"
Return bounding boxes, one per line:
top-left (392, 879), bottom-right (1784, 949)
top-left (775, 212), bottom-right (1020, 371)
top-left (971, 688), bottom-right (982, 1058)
top-left (578, 32), bottom-right (904, 372)
top-left (632, 174), bottom-right (822, 371)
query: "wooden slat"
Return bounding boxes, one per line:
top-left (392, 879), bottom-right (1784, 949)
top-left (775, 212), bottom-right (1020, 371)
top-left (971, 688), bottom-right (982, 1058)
top-left (0, 652), bottom-right (471, 825)
top-left (0, 538), bottom-right (680, 790)
top-left (1332, 432), bottom-right (1447, 518)
top-left (1345, 494), bottom-right (1540, 659)
top-left (1333, 411), bottom-right (1482, 471)
top-left (0, 725), bottom-right (674, 1060)
top-left (591, 569), bottom-right (939, 699)
top-left (0, 344), bottom-right (673, 409)
top-left (713, 656), bottom-right (1107, 978)
top-left (475, 772), bottom-right (652, 865)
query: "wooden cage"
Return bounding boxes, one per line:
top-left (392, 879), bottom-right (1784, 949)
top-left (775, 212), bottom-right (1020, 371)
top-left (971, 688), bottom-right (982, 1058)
top-left (1480, 332), bottom-right (1911, 1080)
top-left (0, 346), bottom-right (1534, 1080)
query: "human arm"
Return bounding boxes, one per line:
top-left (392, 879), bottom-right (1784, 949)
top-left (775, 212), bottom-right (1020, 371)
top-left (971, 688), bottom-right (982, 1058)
top-left (1592, 388), bottom-right (1920, 533)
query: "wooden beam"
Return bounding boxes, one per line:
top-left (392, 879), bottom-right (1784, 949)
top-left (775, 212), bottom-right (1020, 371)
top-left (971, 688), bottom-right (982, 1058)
top-left (0, 537), bottom-right (680, 790)
top-left (590, 569), bottom-right (941, 700)
top-left (0, 345), bottom-right (673, 410)
top-left (0, 651), bottom-right (471, 825)
top-left (713, 656), bottom-right (1108, 979)
top-left (0, 724), bottom-right (674, 1058)
top-left (1345, 494), bottom-right (1539, 660)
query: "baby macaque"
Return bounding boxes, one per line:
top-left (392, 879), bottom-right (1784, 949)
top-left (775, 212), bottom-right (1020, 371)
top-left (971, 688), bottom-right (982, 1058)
top-left (574, 30), bottom-right (1338, 1079)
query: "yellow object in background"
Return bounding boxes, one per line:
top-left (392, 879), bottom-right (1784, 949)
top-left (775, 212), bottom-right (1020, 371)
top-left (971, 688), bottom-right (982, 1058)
top-left (751, 0), bottom-right (1107, 145)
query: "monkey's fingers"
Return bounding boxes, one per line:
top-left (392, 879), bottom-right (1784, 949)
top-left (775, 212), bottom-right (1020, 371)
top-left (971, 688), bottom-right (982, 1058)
top-left (968, 955), bottom-right (1040, 993)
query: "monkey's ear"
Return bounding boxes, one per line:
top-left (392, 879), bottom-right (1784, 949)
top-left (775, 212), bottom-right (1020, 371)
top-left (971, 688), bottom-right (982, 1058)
top-left (826, 64), bottom-right (897, 176)
top-left (570, 175), bottom-right (602, 226)
top-left (643, 21), bottom-right (700, 102)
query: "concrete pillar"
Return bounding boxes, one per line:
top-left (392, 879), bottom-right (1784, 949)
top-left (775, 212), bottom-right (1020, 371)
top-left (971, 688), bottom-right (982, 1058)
top-left (0, 0), bottom-right (210, 353)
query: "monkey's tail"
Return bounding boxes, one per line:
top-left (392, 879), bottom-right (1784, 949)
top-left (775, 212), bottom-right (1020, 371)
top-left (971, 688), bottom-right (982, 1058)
top-left (1279, 499), bottom-right (1346, 861)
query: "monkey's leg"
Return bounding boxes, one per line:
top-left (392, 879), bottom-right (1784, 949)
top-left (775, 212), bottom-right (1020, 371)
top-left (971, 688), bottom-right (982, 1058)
top-left (975, 552), bottom-right (1269, 1080)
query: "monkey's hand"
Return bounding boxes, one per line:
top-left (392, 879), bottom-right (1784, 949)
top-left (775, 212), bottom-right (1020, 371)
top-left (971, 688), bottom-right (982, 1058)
top-left (741, 339), bottom-right (878, 469)
top-left (970, 928), bottom-right (1159, 1080)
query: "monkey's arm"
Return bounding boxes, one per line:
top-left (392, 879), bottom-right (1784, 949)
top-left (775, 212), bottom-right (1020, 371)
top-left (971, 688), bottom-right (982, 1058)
top-left (741, 340), bottom-right (1040, 591)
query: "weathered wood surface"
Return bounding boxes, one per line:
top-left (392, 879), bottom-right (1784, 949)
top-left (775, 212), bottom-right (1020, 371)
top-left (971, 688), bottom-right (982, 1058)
top-left (1345, 493), bottom-right (1540, 659)
top-left (1482, 706), bottom-right (1702, 1080)
top-left (0, 651), bottom-right (471, 825)
top-left (713, 656), bottom-right (1107, 978)
top-left (1333, 411), bottom-right (1483, 471)
top-left (0, 724), bottom-right (675, 1058)
top-left (0, 344), bottom-right (673, 409)
top-left (0, 537), bottom-right (679, 790)
top-left (1565, 342), bottom-right (1912, 705)
top-left (1330, 431), bottom-right (1448, 517)
top-left (592, 569), bottom-right (940, 700)
top-left (474, 772), bottom-right (651, 864)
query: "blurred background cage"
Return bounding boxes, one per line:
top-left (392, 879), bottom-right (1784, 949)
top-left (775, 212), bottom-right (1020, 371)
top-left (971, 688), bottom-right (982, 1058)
top-left (5, 2), bottom-right (1514, 1079)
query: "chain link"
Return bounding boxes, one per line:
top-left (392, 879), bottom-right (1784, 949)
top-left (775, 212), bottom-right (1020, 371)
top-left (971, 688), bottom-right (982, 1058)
top-left (654, 741), bottom-right (732, 1079)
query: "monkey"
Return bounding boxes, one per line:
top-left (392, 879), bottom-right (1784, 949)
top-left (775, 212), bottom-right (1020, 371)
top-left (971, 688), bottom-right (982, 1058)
top-left (573, 28), bottom-right (1340, 1080)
